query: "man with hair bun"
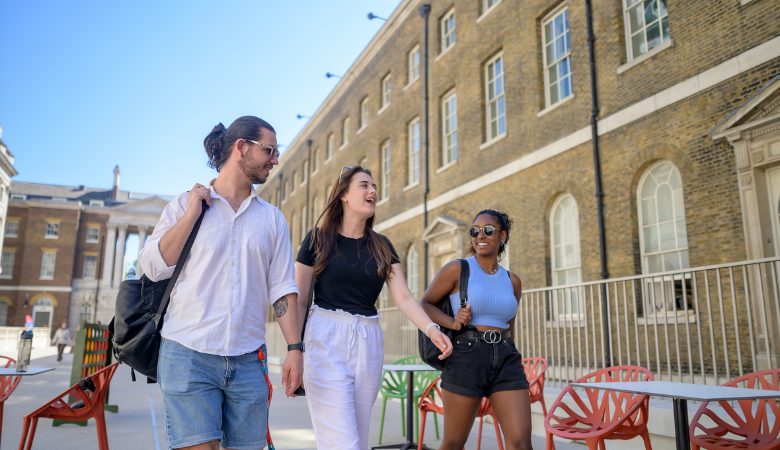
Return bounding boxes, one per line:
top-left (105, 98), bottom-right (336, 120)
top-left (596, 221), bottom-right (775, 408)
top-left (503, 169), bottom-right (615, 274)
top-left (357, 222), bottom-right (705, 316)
top-left (139, 116), bottom-right (303, 450)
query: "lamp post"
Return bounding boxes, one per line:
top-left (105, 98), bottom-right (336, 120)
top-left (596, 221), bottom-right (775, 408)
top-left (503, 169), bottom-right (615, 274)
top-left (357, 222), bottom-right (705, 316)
top-left (297, 114), bottom-right (311, 120)
top-left (325, 72), bottom-right (342, 79)
top-left (367, 12), bottom-right (387, 21)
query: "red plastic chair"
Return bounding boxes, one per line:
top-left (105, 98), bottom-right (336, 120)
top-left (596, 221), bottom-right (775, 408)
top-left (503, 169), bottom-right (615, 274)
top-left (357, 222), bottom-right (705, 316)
top-left (544, 365), bottom-right (654, 450)
top-left (0, 357), bottom-right (22, 448)
top-left (523, 357), bottom-right (549, 416)
top-left (417, 377), bottom-right (504, 450)
top-left (690, 369), bottom-right (780, 450)
top-left (18, 362), bottom-right (119, 450)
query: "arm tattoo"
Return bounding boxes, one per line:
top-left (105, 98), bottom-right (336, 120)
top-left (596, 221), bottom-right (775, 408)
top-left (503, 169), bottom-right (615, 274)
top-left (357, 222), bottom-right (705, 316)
top-left (274, 297), bottom-right (289, 318)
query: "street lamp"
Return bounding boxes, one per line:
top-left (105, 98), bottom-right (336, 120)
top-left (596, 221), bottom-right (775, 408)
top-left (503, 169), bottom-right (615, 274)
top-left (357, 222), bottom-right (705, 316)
top-left (367, 12), bottom-right (387, 21)
top-left (297, 114), bottom-right (311, 119)
top-left (325, 72), bottom-right (342, 79)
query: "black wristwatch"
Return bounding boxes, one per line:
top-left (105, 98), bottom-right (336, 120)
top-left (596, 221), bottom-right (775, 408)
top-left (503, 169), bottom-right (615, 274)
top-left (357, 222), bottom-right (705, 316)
top-left (287, 342), bottom-right (305, 353)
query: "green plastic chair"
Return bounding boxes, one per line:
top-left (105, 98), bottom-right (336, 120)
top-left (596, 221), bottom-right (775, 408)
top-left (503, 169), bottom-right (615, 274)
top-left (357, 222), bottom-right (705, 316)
top-left (377, 355), bottom-right (440, 444)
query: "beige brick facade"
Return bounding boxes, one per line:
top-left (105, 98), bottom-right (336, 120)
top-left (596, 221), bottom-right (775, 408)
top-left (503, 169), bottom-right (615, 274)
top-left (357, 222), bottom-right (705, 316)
top-left (259, 0), bottom-right (780, 303)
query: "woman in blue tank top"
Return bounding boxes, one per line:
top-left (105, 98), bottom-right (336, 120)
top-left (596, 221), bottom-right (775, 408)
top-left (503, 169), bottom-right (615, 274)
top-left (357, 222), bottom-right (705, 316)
top-left (421, 209), bottom-right (532, 450)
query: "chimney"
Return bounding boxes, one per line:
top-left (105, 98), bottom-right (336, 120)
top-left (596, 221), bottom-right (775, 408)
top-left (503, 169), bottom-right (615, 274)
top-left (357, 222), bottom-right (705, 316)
top-left (112, 165), bottom-right (120, 200)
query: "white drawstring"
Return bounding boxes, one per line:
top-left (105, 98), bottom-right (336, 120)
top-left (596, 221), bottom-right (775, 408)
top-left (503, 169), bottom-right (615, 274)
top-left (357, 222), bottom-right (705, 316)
top-left (347, 317), bottom-right (368, 362)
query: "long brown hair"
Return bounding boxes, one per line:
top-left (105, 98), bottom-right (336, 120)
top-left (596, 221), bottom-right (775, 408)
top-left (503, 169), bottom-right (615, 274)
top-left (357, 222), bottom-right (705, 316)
top-left (310, 166), bottom-right (395, 280)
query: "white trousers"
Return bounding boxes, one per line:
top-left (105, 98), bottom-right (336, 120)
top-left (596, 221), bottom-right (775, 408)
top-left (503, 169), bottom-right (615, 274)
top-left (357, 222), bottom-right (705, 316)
top-left (303, 306), bottom-right (384, 450)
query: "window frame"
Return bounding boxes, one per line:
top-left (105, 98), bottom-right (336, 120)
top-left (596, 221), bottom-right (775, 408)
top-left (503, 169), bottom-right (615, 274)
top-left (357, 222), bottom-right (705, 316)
top-left (302, 161), bottom-right (309, 186)
top-left (381, 140), bottom-right (391, 201)
top-left (40, 251), bottom-right (56, 280)
top-left (407, 118), bottom-right (421, 187)
top-left (360, 98), bottom-right (369, 130)
top-left (441, 9), bottom-right (456, 53)
top-left (292, 171), bottom-right (299, 193)
top-left (82, 255), bottom-right (97, 280)
top-left (381, 74), bottom-right (392, 110)
top-left (89, 199), bottom-right (104, 207)
top-left (549, 194), bottom-right (584, 320)
top-left (341, 117), bottom-right (350, 149)
top-left (44, 222), bottom-right (59, 239)
top-left (637, 160), bottom-right (690, 275)
top-left (312, 149), bottom-right (320, 175)
top-left (0, 250), bottom-right (14, 279)
top-left (10, 194), bottom-right (26, 201)
top-left (86, 226), bottom-right (100, 243)
top-left (542, 5), bottom-right (573, 109)
top-left (407, 245), bottom-right (419, 299)
top-left (442, 90), bottom-right (458, 167)
top-left (79, 302), bottom-right (93, 324)
top-left (300, 205), bottom-right (307, 243)
top-left (4, 220), bottom-right (18, 238)
top-left (327, 134), bottom-right (335, 161)
top-left (481, 0), bottom-right (502, 18)
top-left (484, 52), bottom-right (507, 142)
top-left (622, 0), bottom-right (670, 62)
top-left (408, 45), bottom-right (421, 85)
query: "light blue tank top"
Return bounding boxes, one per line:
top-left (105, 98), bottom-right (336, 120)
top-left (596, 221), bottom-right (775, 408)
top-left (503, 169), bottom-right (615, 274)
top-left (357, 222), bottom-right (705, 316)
top-left (449, 256), bottom-right (517, 329)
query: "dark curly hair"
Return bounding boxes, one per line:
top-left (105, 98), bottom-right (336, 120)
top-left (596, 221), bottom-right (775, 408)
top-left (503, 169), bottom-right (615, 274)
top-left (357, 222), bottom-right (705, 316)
top-left (203, 116), bottom-right (276, 172)
top-left (467, 209), bottom-right (513, 262)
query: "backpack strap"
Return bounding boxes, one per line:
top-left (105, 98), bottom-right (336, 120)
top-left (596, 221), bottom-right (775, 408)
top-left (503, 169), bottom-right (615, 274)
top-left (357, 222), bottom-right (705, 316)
top-left (154, 199), bottom-right (209, 330)
top-left (459, 259), bottom-right (470, 309)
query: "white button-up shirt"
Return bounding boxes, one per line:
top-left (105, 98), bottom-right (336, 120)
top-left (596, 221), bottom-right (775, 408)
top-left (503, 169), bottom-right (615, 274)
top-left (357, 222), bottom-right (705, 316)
top-left (139, 184), bottom-right (298, 356)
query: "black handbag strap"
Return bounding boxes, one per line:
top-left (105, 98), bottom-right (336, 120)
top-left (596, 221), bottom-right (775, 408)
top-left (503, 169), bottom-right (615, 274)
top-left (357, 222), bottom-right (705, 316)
top-left (299, 274), bottom-right (315, 340)
top-left (154, 199), bottom-right (209, 329)
top-left (459, 259), bottom-right (469, 309)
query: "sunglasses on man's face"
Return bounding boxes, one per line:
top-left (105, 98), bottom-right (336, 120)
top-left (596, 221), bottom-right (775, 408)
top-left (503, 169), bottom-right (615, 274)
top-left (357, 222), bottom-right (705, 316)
top-left (469, 225), bottom-right (501, 238)
top-left (246, 140), bottom-right (280, 159)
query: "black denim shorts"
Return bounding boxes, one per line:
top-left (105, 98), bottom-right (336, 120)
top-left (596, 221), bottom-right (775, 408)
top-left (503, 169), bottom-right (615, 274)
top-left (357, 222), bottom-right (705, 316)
top-left (441, 330), bottom-right (530, 398)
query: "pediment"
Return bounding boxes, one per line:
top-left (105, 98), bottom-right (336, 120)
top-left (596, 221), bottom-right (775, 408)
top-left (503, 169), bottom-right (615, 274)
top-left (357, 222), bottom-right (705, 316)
top-left (710, 75), bottom-right (780, 139)
top-left (110, 196), bottom-right (171, 215)
top-left (422, 215), bottom-right (468, 241)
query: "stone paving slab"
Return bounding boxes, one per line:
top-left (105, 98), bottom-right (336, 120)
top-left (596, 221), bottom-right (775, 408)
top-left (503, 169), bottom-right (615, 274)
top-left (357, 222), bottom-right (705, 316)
top-left (1, 352), bottom-right (583, 449)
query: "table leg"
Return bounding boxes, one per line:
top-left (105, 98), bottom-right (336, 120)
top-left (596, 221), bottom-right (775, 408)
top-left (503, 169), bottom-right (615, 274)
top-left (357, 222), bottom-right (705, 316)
top-left (371, 370), bottom-right (434, 450)
top-left (673, 398), bottom-right (691, 450)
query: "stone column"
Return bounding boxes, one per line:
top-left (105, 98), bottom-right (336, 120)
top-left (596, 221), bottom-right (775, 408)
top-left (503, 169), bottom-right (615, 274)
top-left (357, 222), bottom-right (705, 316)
top-left (112, 224), bottom-right (128, 287)
top-left (137, 227), bottom-right (148, 277)
top-left (102, 224), bottom-right (117, 287)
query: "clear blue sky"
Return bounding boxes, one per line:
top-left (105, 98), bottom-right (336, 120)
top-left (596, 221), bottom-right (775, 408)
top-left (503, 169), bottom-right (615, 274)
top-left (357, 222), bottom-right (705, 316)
top-left (0, 0), bottom-right (402, 195)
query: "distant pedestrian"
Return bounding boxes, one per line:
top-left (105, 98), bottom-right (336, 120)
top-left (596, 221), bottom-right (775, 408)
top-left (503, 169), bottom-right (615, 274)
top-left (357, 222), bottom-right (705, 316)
top-left (140, 116), bottom-right (302, 450)
top-left (51, 322), bottom-right (71, 364)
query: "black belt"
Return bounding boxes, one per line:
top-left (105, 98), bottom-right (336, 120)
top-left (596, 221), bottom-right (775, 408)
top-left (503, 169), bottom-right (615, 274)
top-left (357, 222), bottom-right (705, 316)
top-left (460, 329), bottom-right (512, 344)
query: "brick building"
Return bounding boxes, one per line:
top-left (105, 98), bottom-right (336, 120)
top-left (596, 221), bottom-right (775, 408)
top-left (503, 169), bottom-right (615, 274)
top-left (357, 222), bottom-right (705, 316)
top-left (257, 0), bottom-right (780, 367)
top-left (0, 167), bottom-right (172, 336)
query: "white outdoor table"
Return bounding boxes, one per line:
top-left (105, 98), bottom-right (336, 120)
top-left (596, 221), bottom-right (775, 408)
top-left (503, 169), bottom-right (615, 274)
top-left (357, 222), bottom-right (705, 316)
top-left (571, 380), bottom-right (780, 450)
top-left (0, 367), bottom-right (54, 376)
top-left (372, 364), bottom-right (437, 450)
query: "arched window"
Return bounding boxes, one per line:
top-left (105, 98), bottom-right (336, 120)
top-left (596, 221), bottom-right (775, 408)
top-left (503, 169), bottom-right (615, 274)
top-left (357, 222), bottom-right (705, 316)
top-left (550, 194), bottom-right (582, 286)
top-left (312, 196), bottom-right (320, 226)
top-left (550, 194), bottom-right (582, 318)
top-left (407, 245), bottom-right (419, 299)
top-left (79, 302), bottom-right (93, 324)
top-left (0, 300), bottom-right (8, 326)
top-left (638, 160), bottom-right (691, 316)
top-left (638, 160), bottom-right (689, 274)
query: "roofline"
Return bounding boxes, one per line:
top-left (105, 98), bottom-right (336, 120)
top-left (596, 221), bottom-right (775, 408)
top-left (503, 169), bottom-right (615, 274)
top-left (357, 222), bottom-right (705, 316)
top-left (269, 0), bottom-right (421, 178)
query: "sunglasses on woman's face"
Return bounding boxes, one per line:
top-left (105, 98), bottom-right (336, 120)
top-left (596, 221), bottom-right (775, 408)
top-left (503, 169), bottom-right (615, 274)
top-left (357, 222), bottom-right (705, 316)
top-left (469, 225), bottom-right (501, 238)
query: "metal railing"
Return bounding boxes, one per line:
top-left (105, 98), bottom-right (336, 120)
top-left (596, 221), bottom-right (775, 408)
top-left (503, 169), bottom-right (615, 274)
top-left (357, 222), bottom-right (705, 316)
top-left (378, 257), bottom-right (780, 388)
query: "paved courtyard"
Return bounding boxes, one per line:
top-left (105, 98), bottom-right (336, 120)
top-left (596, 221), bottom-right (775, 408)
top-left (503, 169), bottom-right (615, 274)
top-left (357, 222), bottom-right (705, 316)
top-left (1, 352), bottom-right (582, 450)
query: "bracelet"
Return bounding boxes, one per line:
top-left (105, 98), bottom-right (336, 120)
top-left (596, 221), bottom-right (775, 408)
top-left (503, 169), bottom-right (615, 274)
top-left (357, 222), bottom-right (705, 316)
top-left (425, 323), bottom-right (440, 337)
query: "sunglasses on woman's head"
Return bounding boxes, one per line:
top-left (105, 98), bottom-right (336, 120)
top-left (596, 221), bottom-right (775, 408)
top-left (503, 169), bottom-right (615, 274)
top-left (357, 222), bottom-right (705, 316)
top-left (338, 166), bottom-right (353, 184)
top-left (469, 225), bottom-right (501, 238)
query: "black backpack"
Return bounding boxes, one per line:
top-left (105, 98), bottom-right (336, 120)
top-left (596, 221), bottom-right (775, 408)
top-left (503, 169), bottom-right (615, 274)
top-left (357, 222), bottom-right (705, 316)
top-left (418, 259), bottom-right (469, 371)
top-left (109, 200), bottom-right (208, 382)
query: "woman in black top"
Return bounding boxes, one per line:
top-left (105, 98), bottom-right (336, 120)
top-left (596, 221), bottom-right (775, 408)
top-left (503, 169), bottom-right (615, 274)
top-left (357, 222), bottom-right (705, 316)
top-left (295, 166), bottom-right (452, 450)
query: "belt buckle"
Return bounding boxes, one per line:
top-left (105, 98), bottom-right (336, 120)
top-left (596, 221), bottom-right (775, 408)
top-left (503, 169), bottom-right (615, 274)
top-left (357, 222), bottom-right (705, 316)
top-left (483, 330), bottom-right (501, 344)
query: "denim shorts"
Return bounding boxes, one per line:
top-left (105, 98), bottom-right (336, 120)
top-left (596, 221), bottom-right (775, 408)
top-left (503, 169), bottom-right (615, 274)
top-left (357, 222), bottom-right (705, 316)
top-left (441, 330), bottom-right (529, 398)
top-left (158, 339), bottom-right (269, 450)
